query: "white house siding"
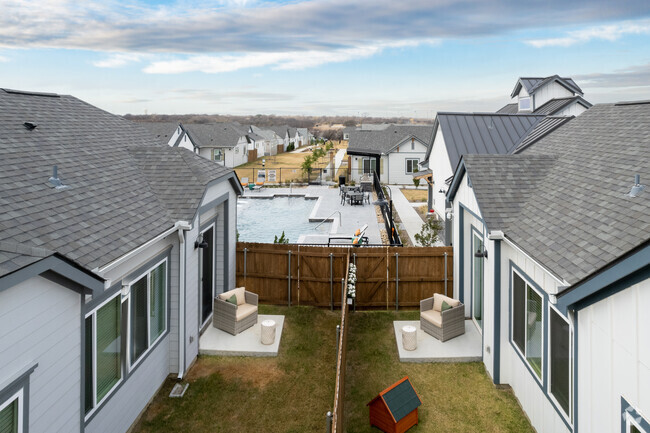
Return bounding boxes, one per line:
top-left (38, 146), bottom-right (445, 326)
top-left (533, 83), bottom-right (574, 110)
top-left (427, 128), bottom-right (454, 218)
top-left (177, 134), bottom-right (194, 152)
top-left (348, 155), bottom-right (386, 184)
top-left (87, 233), bottom-right (180, 433)
top-left (578, 277), bottom-right (650, 433)
top-left (554, 103), bottom-right (588, 117)
top-left (497, 242), bottom-right (570, 433)
top-left (0, 276), bottom-right (81, 433)
top-left (386, 139), bottom-right (427, 185)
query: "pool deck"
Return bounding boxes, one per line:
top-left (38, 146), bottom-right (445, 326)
top-left (241, 186), bottom-right (382, 244)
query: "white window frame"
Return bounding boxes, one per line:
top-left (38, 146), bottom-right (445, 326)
top-left (628, 413), bottom-right (649, 433)
top-left (519, 96), bottom-right (532, 111)
top-left (212, 149), bottom-right (223, 161)
top-left (547, 302), bottom-right (573, 424)
top-left (0, 389), bottom-right (23, 433)
top-left (405, 158), bottom-right (419, 175)
top-left (511, 268), bottom-right (544, 385)
top-left (84, 292), bottom-right (123, 421)
top-left (126, 258), bottom-right (168, 371)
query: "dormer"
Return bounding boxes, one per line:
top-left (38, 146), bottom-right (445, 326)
top-left (511, 76), bottom-right (584, 112)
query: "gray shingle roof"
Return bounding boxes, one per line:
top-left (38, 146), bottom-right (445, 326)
top-left (0, 89), bottom-right (236, 274)
top-left (182, 122), bottom-right (248, 148)
top-left (347, 124), bottom-right (433, 155)
top-left (513, 116), bottom-right (574, 153)
top-left (268, 125), bottom-right (290, 137)
top-left (428, 113), bottom-right (545, 170)
top-left (249, 125), bottom-right (279, 141)
top-left (533, 96), bottom-right (592, 115)
top-left (459, 102), bottom-right (650, 285)
top-left (0, 241), bottom-right (54, 277)
top-left (496, 103), bottom-right (518, 114)
top-left (137, 121), bottom-right (180, 144)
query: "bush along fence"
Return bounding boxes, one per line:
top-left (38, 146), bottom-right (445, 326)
top-left (328, 252), bottom-right (351, 433)
top-left (236, 243), bottom-right (453, 309)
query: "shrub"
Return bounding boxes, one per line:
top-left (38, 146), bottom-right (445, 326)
top-left (413, 178), bottom-right (421, 188)
top-left (414, 216), bottom-right (443, 246)
top-left (286, 143), bottom-right (295, 151)
top-left (274, 231), bottom-right (289, 244)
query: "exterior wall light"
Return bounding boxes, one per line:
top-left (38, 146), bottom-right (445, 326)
top-left (195, 234), bottom-right (209, 249)
top-left (474, 247), bottom-right (488, 259)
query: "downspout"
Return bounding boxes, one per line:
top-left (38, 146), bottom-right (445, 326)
top-left (176, 222), bottom-right (191, 379)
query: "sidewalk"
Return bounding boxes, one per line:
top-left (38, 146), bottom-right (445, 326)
top-left (388, 186), bottom-right (425, 246)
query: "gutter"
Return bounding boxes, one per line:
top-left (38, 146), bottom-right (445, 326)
top-left (94, 221), bottom-right (189, 276)
top-left (176, 222), bottom-right (191, 379)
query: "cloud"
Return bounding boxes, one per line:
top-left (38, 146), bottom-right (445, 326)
top-left (526, 20), bottom-right (650, 47)
top-left (1, 0), bottom-right (649, 55)
top-left (164, 88), bottom-right (294, 102)
top-left (573, 62), bottom-right (650, 88)
top-left (143, 39), bottom-right (437, 74)
top-left (0, 55), bottom-right (8, 63)
top-left (93, 53), bottom-right (145, 68)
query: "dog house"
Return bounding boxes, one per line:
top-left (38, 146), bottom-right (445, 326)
top-left (367, 376), bottom-right (421, 433)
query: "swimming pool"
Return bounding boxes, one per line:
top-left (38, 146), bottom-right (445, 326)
top-left (237, 196), bottom-right (331, 243)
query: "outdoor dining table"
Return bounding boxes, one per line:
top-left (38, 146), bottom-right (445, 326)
top-left (347, 191), bottom-right (364, 205)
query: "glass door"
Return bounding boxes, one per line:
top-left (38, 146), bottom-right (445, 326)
top-left (472, 232), bottom-right (484, 331)
top-left (200, 226), bottom-right (214, 326)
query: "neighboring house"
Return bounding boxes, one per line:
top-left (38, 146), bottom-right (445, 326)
top-left (296, 128), bottom-right (312, 147)
top-left (269, 125), bottom-right (291, 151)
top-left (497, 75), bottom-right (592, 116)
top-left (171, 123), bottom-right (250, 167)
top-left (445, 101), bottom-right (650, 433)
top-left (346, 124), bottom-right (433, 185)
top-left (420, 112), bottom-right (548, 222)
top-left (138, 121), bottom-right (184, 148)
top-left (342, 126), bottom-right (355, 140)
top-left (248, 125), bottom-right (282, 156)
top-left (0, 88), bottom-right (243, 433)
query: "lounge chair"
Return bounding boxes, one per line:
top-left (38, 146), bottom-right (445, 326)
top-left (420, 293), bottom-right (465, 342)
top-left (241, 177), bottom-right (249, 188)
top-left (214, 287), bottom-right (258, 335)
top-left (352, 224), bottom-right (369, 246)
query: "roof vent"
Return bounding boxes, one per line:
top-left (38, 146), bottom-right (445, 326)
top-left (48, 165), bottom-right (69, 190)
top-left (627, 174), bottom-right (645, 198)
top-left (23, 122), bottom-right (37, 130)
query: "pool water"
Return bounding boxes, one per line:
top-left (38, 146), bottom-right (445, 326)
top-left (237, 197), bottom-right (331, 243)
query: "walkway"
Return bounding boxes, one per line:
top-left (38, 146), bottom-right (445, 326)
top-left (388, 186), bottom-right (424, 246)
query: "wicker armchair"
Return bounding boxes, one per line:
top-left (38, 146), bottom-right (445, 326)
top-left (420, 293), bottom-right (465, 342)
top-left (213, 287), bottom-right (258, 335)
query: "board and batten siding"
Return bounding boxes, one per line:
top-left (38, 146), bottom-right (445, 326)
top-left (577, 277), bottom-right (650, 433)
top-left (533, 83), bottom-right (575, 110)
top-left (427, 127), bottom-right (453, 219)
top-left (498, 241), bottom-right (570, 433)
top-left (386, 138), bottom-right (428, 185)
top-left (554, 103), bottom-right (588, 117)
top-left (0, 276), bottom-right (82, 433)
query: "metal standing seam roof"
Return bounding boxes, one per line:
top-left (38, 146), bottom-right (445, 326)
top-left (347, 124), bottom-right (433, 155)
top-left (496, 103), bottom-right (519, 114)
top-left (513, 116), bottom-right (574, 153)
top-left (533, 96), bottom-right (592, 115)
top-left (456, 102), bottom-right (650, 287)
top-left (431, 113), bottom-right (546, 170)
top-left (0, 88), bottom-right (237, 275)
top-left (511, 76), bottom-right (583, 98)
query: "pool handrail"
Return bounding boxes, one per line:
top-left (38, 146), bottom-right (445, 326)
top-left (314, 210), bottom-right (342, 231)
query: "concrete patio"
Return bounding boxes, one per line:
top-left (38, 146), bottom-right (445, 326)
top-left (199, 314), bottom-right (285, 357)
top-left (393, 319), bottom-right (482, 363)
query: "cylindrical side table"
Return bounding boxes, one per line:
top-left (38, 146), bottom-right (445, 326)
top-left (402, 325), bottom-right (417, 351)
top-left (261, 319), bottom-right (276, 345)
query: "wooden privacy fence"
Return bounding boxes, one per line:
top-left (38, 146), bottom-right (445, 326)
top-left (236, 243), bottom-right (453, 309)
top-left (330, 254), bottom-right (350, 433)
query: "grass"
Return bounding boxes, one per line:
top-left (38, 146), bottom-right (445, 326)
top-left (132, 305), bottom-right (339, 433)
top-left (345, 310), bottom-right (535, 432)
top-left (400, 188), bottom-right (428, 203)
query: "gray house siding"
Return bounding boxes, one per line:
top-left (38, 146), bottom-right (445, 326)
top-left (184, 221), bottom-right (201, 369)
top-left (0, 276), bottom-right (81, 433)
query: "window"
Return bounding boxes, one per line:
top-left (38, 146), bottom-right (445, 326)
top-left (512, 271), bottom-right (543, 379)
top-left (0, 390), bottom-right (22, 433)
top-left (85, 295), bottom-right (122, 415)
top-left (472, 232), bottom-right (484, 330)
top-left (405, 159), bottom-right (419, 174)
top-left (235, 146), bottom-right (239, 154)
top-left (129, 260), bottom-right (167, 367)
top-left (212, 149), bottom-right (223, 161)
top-left (519, 97), bottom-right (531, 111)
top-left (549, 307), bottom-right (572, 419)
top-left (363, 158), bottom-right (376, 174)
top-left (626, 410), bottom-right (649, 433)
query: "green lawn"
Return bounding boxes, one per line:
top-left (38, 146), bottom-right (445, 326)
top-left (133, 307), bottom-right (534, 433)
top-left (345, 310), bottom-right (535, 432)
top-left (132, 305), bottom-right (339, 433)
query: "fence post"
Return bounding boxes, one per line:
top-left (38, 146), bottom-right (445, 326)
top-left (330, 253), bottom-right (334, 311)
top-left (341, 278), bottom-right (345, 308)
top-left (243, 247), bottom-right (248, 286)
top-left (444, 251), bottom-right (448, 297)
top-left (395, 253), bottom-right (399, 311)
top-left (288, 250), bottom-right (292, 307)
top-left (336, 325), bottom-right (340, 352)
top-left (326, 411), bottom-right (333, 433)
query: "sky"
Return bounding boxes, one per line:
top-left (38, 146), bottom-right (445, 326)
top-left (1, 0), bottom-right (650, 117)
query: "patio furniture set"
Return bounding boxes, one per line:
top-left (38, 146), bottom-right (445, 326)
top-left (340, 185), bottom-right (370, 206)
top-left (214, 287), bottom-right (276, 344)
top-left (400, 293), bottom-right (465, 351)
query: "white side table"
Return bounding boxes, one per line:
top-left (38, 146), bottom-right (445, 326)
top-left (261, 320), bottom-right (276, 345)
top-left (402, 325), bottom-right (417, 351)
